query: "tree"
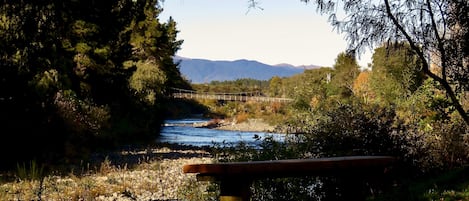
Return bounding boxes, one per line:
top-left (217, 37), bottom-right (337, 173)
top-left (268, 76), bottom-right (283, 97)
top-left (282, 67), bottom-right (334, 111)
top-left (0, 0), bottom-right (186, 167)
top-left (372, 43), bottom-right (425, 93)
top-left (353, 70), bottom-right (373, 103)
top-left (330, 52), bottom-right (360, 98)
top-left (369, 42), bottom-right (425, 105)
top-left (248, 0), bottom-right (469, 124)
top-left (308, 0), bottom-right (469, 124)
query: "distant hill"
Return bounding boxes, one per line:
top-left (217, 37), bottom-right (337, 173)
top-left (174, 56), bottom-right (320, 83)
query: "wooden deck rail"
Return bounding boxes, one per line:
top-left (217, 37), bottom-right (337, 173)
top-left (183, 156), bottom-right (396, 201)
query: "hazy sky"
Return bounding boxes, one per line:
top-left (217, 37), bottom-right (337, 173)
top-left (159, 0), bottom-right (372, 68)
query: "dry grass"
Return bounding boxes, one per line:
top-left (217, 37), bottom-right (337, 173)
top-left (0, 146), bottom-right (213, 201)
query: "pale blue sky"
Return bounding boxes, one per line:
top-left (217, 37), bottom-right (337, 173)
top-left (160, 0), bottom-right (372, 68)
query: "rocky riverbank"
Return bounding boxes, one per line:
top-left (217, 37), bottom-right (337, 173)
top-left (195, 118), bottom-right (277, 133)
top-left (0, 144), bottom-right (215, 201)
top-left (0, 119), bottom-right (281, 200)
top-left (216, 118), bottom-right (276, 132)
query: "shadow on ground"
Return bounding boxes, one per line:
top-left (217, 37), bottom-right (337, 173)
top-left (88, 142), bottom-right (213, 170)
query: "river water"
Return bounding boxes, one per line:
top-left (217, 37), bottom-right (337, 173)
top-left (157, 118), bottom-right (285, 147)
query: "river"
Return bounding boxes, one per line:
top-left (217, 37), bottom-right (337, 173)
top-left (157, 118), bottom-right (285, 147)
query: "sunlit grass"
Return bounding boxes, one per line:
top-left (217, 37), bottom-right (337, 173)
top-left (0, 149), bottom-right (213, 200)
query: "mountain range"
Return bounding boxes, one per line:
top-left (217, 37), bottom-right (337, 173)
top-left (174, 56), bottom-right (320, 83)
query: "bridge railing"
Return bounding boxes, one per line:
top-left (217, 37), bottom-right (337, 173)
top-left (170, 88), bottom-right (293, 103)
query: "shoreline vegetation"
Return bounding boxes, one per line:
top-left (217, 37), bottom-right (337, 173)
top-left (1, 119), bottom-right (468, 200)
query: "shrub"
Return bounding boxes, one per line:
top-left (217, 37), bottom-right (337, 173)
top-left (214, 100), bottom-right (469, 200)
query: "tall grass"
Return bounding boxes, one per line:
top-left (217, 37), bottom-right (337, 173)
top-left (16, 160), bottom-right (44, 181)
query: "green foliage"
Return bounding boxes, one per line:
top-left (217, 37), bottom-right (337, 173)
top-left (250, 176), bottom-right (324, 201)
top-left (16, 160), bottom-right (45, 181)
top-left (212, 1), bottom-right (469, 198)
top-left (30, 69), bottom-right (60, 96)
top-left (301, 0), bottom-right (469, 124)
top-left (330, 52), bottom-right (360, 98)
top-left (281, 67), bottom-right (334, 108)
top-left (370, 167), bottom-right (469, 201)
top-left (177, 179), bottom-right (219, 201)
top-left (72, 20), bottom-right (99, 38)
top-left (212, 128), bottom-right (396, 200)
top-left (267, 76), bottom-right (283, 97)
top-left (212, 100), bottom-right (468, 199)
top-left (396, 79), bottom-right (453, 126)
top-left (0, 0), bottom-right (187, 169)
top-left (298, 102), bottom-right (399, 157)
top-left (394, 120), bottom-right (469, 173)
top-left (192, 78), bottom-right (269, 94)
top-left (369, 43), bottom-right (425, 105)
top-left (75, 42), bottom-right (92, 54)
top-left (129, 60), bottom-right (166, 105)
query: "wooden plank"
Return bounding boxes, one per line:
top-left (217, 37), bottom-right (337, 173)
top-left (183, 156), bottom-right (395, 179)
top-left (183, 156), bottom-right (395, 201)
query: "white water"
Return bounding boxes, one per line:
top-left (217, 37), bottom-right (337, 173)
top-left (157, 118), bottom-right (285, 147)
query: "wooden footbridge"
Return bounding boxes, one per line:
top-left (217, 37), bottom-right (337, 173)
top-left (170, 88), bottom-right (292, 103)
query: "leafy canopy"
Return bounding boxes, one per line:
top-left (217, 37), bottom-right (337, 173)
top-left (249, 0), bottom-right (469, 124)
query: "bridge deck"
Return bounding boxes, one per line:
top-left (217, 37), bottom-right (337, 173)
top-left (171, 88), bottom-right (292, 103)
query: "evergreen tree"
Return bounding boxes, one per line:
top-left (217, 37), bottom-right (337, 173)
top-left (0, 0), bottom-right (186, 168)
top-left (330, 52), bottom-right (360, 99)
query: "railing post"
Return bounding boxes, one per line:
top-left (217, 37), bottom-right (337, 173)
top-left (218, 178), bottom-right (251, 201)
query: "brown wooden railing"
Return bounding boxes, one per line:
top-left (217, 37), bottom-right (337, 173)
top-left (183, 156), bottom-right (396, 201)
